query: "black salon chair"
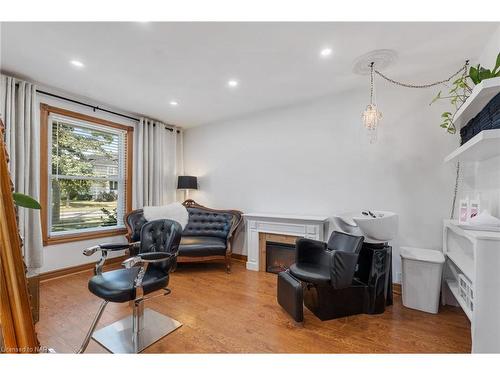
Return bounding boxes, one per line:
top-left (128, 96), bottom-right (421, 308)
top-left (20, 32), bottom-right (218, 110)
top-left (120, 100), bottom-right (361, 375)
top-left (278, 231), bottom-right (363, 322)
top-left (78, 219), bottom-right (182, 353)
top-left (279, 230), bottom-right (392, 321)
top-left (290, 231), bottom-right (364, 290)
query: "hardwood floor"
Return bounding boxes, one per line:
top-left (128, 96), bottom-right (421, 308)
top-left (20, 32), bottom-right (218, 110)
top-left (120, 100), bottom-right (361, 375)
top-left (36, 260), bottom-right (471, 353)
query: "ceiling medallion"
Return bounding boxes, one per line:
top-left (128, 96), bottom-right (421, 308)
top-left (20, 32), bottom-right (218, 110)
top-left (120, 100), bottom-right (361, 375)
top-left (352, 49), bottom-right (398, 75)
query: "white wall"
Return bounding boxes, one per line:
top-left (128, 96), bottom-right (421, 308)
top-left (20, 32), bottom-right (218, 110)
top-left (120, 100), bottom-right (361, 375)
top-left (184, 84), bottom-right (459, 281)
top-left (478, 26), bottom-right (500, 68)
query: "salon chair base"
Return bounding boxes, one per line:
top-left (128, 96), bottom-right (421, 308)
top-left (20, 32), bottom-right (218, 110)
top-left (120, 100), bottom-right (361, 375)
top-left (92, 308), bottom-right (182, 353)
top-left (303, 280), bottom-right (371, 321)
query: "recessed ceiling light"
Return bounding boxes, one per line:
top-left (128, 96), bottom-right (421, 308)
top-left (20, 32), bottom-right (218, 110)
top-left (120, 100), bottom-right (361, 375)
top-left (227, 79), bottom-right (239, 88)
top-left (169, 100), bottom-right (179, 106)
top-left (320, 48), bottom-right (333, 58)
top-left (70, 60), bottom-right (85, 68)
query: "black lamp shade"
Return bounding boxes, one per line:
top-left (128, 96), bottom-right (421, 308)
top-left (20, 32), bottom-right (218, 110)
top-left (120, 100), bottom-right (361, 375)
top-left (177, 175), bottom-right (198, 190)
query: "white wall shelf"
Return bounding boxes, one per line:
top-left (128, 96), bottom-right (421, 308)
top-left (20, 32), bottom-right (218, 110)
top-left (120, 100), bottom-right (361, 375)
top-left (453, 76), bottom-right (500, 130)
top-left (446, 250), bottom-right (474, 281)
top-left (444, 129), bottom-right (500, 163)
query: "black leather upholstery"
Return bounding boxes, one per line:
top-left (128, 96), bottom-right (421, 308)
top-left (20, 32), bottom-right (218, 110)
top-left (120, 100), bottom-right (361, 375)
top-left (289, 231), bottom-right (364, 289)
top-left (179, 236), bottom-right (227, 256)
top-left (126, 209), bottom-right (148, 242)
top-left (125, 206), bottom-right (235, 258)
top-left (327, 231), bottom-right (364, 254)
top-left (99, 243), bottom-right (130, 250)
top-left (183, 208), bottom-right (234, 239)
top-left (329, 250), bottom-right (360, 289)
top-left (277, 271), bottom-right (304, 322)
top-left (88, 219), bottom-right (181, 303)
top-left (88, 266), bottom-right (169, 303)
top-left (289, 263), bottom-right (331, 285)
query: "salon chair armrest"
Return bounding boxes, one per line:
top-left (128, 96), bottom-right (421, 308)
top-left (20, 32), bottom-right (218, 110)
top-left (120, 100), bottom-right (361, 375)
top-left (329, 250), bottom-right (359, 289)
top-left (83, 242), bottom-right (140, 275)
top-left (122, 252), bottom-right (176, 298)
top-left (122, 252), bottom-right (175, 268)
top-left (83, 243), bottom-right (129, 256)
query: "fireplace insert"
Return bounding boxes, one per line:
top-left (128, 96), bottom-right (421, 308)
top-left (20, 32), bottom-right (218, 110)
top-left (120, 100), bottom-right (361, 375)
top-left (265, 241), bottom-right (295, 274)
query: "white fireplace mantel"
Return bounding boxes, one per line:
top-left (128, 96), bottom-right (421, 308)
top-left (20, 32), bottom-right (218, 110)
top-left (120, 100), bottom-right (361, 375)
top-left (244, 213), bottom-right (329, 271)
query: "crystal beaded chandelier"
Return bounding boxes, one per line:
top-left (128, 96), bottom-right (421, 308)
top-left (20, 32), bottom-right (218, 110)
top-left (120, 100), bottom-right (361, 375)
top-left (362, 62), bottom-right (382, 144)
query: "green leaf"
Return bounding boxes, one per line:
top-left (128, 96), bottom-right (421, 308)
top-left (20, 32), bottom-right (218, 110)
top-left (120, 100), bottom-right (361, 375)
top-left (469, 66), bottom-right (480, 84)
top-left (430, 91), bottom-right (442, 105)
top-left (479, 67), bottom-right (493, 80)
top-left (441, 112), bottom-right (452, 118)
top-left (493, 52), bottom-right (500, 74)
top-left (12, 192), bottom-right (41, 209)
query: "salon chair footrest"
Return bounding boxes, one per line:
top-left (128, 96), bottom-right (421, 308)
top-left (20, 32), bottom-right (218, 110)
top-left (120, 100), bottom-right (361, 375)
top-left (92, 308), bottom-right (182, 353)
top-left (277, 271), bottom-right (304, 322)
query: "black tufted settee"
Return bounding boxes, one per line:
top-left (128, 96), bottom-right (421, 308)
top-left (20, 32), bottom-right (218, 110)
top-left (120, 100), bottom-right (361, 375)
top-left (125, 200), bottom-right (243, 272)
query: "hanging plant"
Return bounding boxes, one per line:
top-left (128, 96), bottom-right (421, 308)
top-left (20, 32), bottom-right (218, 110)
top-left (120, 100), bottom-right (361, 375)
top-left (431, 52), bottom-right (500, 134)
top-left (469, 53), bottom-right (500, 84)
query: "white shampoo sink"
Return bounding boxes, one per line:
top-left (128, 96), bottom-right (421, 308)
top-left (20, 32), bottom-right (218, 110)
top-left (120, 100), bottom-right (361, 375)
top-left (333, 211), bottom-right (398, 243)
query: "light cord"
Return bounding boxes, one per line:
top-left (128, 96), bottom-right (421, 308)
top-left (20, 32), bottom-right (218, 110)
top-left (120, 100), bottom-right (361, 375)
top-left (373, 61), bottom-right (469, 89)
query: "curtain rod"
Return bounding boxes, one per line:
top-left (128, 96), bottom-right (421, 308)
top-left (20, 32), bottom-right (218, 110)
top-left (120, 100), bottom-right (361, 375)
top-left (35, 88), bottom-right (179, 133)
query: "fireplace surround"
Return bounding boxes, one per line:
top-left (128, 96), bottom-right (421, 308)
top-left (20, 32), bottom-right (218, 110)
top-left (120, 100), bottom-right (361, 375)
top-left (244, 213), bottom-right (329, 271)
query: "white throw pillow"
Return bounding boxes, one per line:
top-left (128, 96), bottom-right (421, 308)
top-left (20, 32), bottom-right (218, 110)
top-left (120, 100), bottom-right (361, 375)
top-left (143, 202), bottom-right (189, 229)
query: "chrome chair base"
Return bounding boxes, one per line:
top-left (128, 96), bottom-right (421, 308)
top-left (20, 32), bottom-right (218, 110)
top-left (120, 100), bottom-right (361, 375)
top-left (92, 308), bottom-right (182, 353)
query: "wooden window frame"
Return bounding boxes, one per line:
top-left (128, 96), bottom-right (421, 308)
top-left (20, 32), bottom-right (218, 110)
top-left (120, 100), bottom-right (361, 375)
top-left (40, 104), bottom-right (134, 245)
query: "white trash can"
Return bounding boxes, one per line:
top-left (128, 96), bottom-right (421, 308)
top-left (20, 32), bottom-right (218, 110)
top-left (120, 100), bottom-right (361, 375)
top-left (400, 247), bottom-right (445, 314)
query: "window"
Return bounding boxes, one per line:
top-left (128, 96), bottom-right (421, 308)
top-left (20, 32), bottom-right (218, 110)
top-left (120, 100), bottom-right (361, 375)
top-left (40, 104), bottom-right (133, 244)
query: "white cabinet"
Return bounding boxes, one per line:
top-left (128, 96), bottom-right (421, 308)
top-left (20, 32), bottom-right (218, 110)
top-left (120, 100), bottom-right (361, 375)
top-left (442, 220), bottom-right (500, 352)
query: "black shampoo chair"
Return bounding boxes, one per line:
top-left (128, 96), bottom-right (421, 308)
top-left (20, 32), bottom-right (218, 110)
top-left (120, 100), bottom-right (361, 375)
top-left (279, 231), bottom-right (392, 321)
top-left (78, 219), bottom-right (182, 353)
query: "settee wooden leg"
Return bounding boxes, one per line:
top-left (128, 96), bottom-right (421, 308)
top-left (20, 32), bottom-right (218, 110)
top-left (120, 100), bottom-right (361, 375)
top-left (225, 256), bottom-right (232, 274)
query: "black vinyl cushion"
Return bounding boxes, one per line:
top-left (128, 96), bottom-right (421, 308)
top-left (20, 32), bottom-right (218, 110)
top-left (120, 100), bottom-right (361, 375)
top-left (290, 231), bottom-right (364, 288)
top-left (289, 263), bottom-right (331, 285)
top-left (99, 243), bottom-right (130, 250)
top-left (327, 231), bottom-right (364, 254)
top-left (88, 267), bottom-right (169, 303)
top-left (89, 219), bottom-right (181, 303)
top-left (126, 210), bottom-right (148, 242)
top-left (126, 207), bottom-right (233, 258)
top-left (182, 208), bottom-right (234, 239)
top-left (178, 236), bottom-right (227, 257)
top-left (277, 271), bottom-right (304, 322)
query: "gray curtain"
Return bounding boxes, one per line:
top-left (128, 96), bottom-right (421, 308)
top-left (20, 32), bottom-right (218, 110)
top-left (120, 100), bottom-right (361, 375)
top-left (0, 75), bottom-right (43, 270)
top-left (133, 117), bottom-right (179, 208)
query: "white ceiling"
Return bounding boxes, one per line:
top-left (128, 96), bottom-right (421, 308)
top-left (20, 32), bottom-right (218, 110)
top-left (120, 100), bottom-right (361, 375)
top-left (0, 22), bottom-right (497, 128)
